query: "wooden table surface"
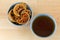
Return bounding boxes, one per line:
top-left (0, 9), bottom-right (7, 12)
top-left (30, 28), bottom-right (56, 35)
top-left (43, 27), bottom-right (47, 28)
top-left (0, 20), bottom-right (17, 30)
top-left (0, 0), bottom-right (60, 40)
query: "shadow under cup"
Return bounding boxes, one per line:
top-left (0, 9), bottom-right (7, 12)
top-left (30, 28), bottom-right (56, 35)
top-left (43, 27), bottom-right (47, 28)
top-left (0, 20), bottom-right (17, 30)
top-left (30, 14), bottom-right (56, 37)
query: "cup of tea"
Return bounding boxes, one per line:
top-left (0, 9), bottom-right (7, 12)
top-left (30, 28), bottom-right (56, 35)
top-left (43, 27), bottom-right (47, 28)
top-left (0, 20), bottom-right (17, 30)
top-left (30, 14), bottom-right (56, 38)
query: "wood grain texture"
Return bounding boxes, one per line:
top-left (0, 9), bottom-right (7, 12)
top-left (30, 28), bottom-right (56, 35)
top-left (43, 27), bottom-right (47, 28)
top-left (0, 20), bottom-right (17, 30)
top-left (0, 0), bottom-right (60, 40)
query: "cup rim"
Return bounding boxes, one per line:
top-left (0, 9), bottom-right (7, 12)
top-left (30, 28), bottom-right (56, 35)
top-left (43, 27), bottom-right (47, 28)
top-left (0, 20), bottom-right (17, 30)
top-left (7, 2), bottom-right (32, 26)
top-left (30, 14), bottom-right (57, 38)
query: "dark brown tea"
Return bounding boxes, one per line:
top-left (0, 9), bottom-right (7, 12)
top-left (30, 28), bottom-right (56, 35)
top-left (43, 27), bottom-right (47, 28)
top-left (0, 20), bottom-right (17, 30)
top-left (32, 16), bottom-right (55, 37)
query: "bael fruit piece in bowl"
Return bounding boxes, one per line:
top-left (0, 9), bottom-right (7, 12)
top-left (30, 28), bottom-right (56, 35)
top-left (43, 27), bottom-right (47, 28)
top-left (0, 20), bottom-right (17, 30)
top-left (13, 2), bottom-right (27, 16)
top-left (8, 9), bottom-right (16, 22)
top-left (8, 2), bottom-right (32, 25)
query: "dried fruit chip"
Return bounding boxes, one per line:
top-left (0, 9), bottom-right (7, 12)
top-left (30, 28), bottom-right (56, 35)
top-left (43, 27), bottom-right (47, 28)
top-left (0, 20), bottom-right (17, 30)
top-left (13, 3), bottom-right (27, 16)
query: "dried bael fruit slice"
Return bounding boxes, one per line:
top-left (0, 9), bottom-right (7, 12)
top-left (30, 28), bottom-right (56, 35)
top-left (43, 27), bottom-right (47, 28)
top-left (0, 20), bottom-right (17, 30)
top-left (8, 2), bottom-right (32, 25)
top-left (16, 12), bottom-right (30, 24)
top-left (21, 9), bottom-right (31, 16)
top-left (13, 3), bottom-right (27, 16)
top-left (8, 9), bottom-right (16, 22)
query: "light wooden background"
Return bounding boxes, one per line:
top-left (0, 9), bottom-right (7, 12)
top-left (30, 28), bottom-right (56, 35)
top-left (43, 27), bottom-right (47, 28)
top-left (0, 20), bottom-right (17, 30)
top-left (0, 0), bottom-right (60, 40)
